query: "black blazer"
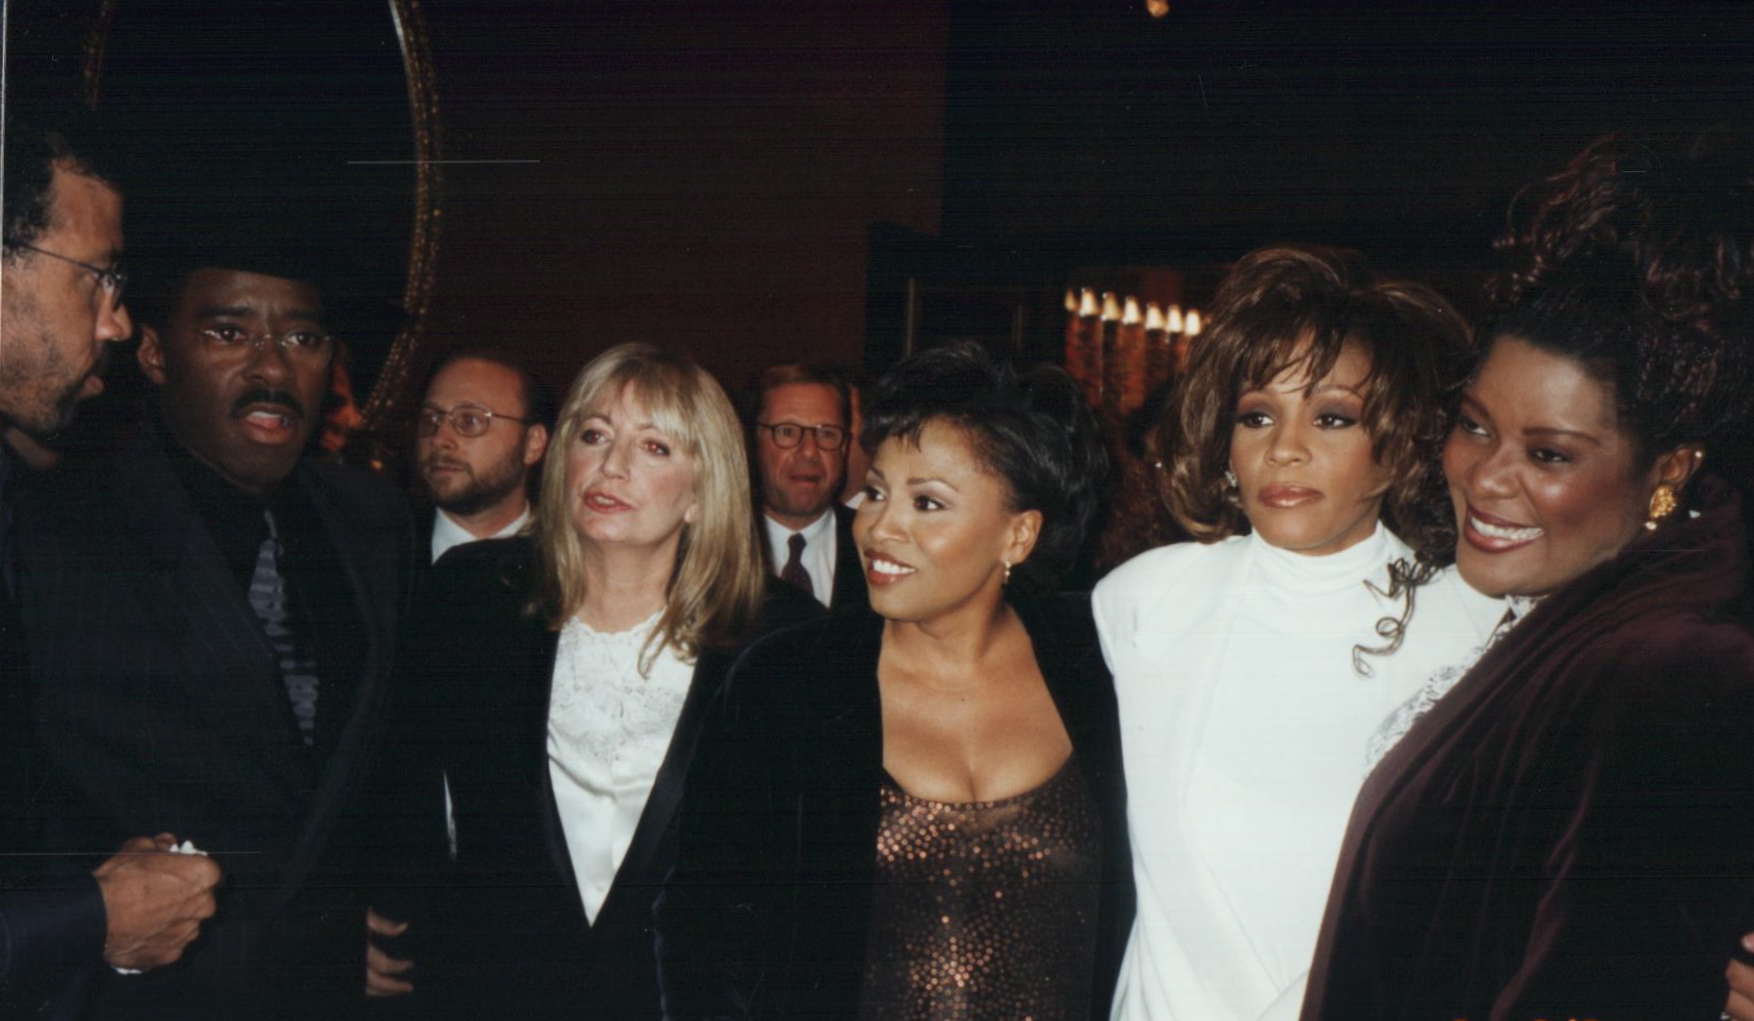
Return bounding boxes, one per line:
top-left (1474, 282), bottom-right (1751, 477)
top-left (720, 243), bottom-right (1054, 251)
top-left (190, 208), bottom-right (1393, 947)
top-left (366, 538), bottom-right (820, 1019)
top-left (655, 595), bottom-right (1134, 1020)
top-left (13, 424), bottom-right (415, 1018)
top-left (828, 503), bottom-right (867, 612)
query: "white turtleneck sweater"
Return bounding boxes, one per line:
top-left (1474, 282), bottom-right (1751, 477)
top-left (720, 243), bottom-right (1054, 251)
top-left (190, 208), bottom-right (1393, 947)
top-left (1094, 524), bottom-right (1503, 1021)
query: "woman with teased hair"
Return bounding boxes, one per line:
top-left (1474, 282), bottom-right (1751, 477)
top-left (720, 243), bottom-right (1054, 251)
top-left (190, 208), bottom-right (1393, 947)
top-left (657, 342), bottom-right (1130, 1020)
top-left (363, 343), bottom-right (817, 1018)
top-left (1304, 134), bottom-right (1754, 1021)
top-left (1098, 245), bottom-right (1506, 1021)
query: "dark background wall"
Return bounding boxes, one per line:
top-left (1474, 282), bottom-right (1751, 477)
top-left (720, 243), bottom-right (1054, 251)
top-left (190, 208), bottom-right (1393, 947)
top-left (415, 0), bottom-right (950, 392)
top-left (8, 0), bottom-right (1752, 397)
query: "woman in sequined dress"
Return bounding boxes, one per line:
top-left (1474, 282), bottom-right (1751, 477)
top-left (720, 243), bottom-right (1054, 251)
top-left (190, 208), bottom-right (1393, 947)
top-left (362, 344), bottom-right (818, 1018)
top-left (657, 342), bottom-right (1131, 1021)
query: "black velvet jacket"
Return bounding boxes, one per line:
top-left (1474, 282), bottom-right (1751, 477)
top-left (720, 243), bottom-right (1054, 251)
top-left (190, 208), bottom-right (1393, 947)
top-left (365, 537), bottom-right (819, 1020)
top-left (655, 595), bottom-right (1134, 1020)
top-left (1303, 480), bottom-right (1754, 1021)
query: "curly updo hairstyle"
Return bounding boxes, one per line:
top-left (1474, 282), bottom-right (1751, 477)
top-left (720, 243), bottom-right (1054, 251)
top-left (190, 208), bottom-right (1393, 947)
top-left (1487, 132), bottom-right (1754, 486)
top-left (861, 342), bottom-right (1107, 593)
top-left (1163, 245), bottom-right (1474, 562)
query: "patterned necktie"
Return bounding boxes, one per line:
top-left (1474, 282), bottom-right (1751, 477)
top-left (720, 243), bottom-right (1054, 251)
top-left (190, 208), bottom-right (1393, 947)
top-left (781, 532), bottom-right (813, 597)
top-left (249, 510), bottom-right (321, 746)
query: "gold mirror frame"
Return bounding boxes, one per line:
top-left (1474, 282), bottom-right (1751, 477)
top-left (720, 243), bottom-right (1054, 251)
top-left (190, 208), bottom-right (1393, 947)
top-left (78, 0), bottom-right (444, 433)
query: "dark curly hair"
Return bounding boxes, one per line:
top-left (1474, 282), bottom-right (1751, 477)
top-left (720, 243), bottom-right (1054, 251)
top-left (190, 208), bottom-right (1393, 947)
top-left (1487, 132), bottom-right (1754, 479)
top-left (862, 342), bottom-right (1107, 592)
top-left (1164, 245), bottom-right (1474, 563)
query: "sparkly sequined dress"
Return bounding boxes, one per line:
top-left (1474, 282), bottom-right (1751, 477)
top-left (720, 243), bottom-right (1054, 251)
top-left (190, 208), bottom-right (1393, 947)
top-left (855, 756), bottom-right (1104, 1021)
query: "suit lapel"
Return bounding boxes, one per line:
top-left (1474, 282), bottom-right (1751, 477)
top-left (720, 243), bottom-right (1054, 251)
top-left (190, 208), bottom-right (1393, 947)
top-left (531, 629), bottom-right (592, 925)
top-left (599, 647), bottom-right (726, 919)
top-left (275, 465), bottom-right (402, 898)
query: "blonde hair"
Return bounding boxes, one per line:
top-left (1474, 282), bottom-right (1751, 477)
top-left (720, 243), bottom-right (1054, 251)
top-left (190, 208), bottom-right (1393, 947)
top-left (531, 343), bottom-right (765, 668)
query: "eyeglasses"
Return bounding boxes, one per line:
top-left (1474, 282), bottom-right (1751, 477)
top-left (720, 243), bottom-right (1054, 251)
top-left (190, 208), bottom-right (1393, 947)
top-left (8, 241), bottom-right (127, 305)
top-left (757, 421), bottom-right (847, 450)
top-left (416, 405), bottom-right (535, 438)
top-left (192, 326), bottom-right (335, 367)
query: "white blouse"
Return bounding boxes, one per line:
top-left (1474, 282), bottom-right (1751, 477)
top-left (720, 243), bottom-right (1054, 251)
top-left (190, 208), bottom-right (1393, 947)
top-left (1094, 525), bottom-right (1503, 1021)
top-left (546, 612), bottom-right (694, 923)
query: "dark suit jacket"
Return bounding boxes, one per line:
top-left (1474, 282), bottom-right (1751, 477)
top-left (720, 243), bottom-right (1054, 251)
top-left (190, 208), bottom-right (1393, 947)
top-left (14, 424), bottom-right (414, 1018)
top-left (828, 504), bottom-right (867, 612)
top-left (1303, 481), bottom-right (1754, 1021)
top-left (655, 595), bottom-right (1134, 1020)
top-left (365, 538), bottom-right (820, 1019)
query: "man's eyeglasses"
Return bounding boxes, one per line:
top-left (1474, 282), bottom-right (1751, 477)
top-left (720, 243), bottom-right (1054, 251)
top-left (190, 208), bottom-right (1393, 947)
top-left (758, 422), bottom-right (848, 450)
top-left (8, 241), bottom-right (127, 305)
top-left (416, 405), bottom-right (535, 438)
top-left (192, 326), bottom-right (335, 367)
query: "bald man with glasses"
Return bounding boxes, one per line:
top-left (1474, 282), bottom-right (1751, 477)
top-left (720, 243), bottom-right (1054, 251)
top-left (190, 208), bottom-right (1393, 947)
top-left (414, 349), bottom-right (549, 564)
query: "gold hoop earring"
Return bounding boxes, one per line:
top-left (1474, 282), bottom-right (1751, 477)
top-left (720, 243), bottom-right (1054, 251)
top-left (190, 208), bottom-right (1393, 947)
top-left (1644, 483), bottom-right (1678, 531)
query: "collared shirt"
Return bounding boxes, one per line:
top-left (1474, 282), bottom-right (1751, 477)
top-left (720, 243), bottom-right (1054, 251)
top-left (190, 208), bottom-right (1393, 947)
top-left (430, 504), bottom-right (531, 564)
top-left (763, 508), bottom-right (836, 607)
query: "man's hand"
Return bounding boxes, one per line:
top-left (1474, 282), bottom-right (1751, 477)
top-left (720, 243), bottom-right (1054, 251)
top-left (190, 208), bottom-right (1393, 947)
top-left (92, 833), bottom-right (222, 970)
top-left (365, 907), bottom-right (414, 997)
top-left (1725, 934), bottom-right (1754, 1020)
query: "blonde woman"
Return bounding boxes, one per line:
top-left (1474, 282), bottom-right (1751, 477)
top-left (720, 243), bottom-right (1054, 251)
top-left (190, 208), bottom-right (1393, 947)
top-left (364, 343), bottom-right (818, 1018)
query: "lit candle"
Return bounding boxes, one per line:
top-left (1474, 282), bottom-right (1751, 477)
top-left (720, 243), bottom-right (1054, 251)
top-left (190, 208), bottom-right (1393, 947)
top-left (1109, 296), bottom-right (1146, 417)
top-left (1145, 302), bottom-right (1170, 392)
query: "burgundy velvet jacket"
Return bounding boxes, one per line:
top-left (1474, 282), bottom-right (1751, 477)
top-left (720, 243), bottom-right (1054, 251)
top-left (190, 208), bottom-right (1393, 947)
top-left (1303, 480), bottom-right (1754, 1021)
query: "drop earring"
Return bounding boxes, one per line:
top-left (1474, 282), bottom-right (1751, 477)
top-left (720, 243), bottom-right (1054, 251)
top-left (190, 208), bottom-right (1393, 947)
top-left (1002, 560), bottom-right (1012, 586)
top-left (1644, 483), bottom-right (1678, 531)
top-left (1224, 467), bottom-right (1238, 489)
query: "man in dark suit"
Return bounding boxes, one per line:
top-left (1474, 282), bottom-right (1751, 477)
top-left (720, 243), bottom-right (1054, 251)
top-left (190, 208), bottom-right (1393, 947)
top-left (413, 348), bottom-right (549, 564)
top-left (744, 363), bottom-right (867, 610)
top-left (1, 109), bottom-right (221, 1016)
top-left (13, 242), bottom-right (415, 1017)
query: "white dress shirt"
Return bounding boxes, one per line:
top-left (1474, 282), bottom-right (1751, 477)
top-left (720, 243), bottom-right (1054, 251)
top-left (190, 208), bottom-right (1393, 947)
top-left (430, 504), bottom-right (531, 564)
top-left (1095, 525), bottom-right (1504, 1021)
top-left (763, 508), bottom-right (837, 607)
top-left (545, 612), bottom-right (694, 923)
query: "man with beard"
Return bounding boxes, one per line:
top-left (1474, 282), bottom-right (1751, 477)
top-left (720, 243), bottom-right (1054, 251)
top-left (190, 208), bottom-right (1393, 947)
top-left (12, 242), bottom-right (415, 1017)
top-left (2, 109), bottom-right (222, 1016)
top-left (744, 363), bottom-right (866, 610)
top-left (415, 350), bottom-right (549, 563)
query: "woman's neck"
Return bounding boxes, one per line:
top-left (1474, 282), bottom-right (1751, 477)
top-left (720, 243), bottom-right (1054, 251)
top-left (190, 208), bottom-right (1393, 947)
top-left (881, 591), bottom-right (1019, 692)
top-left (573, 542), bottom-right (675, 632)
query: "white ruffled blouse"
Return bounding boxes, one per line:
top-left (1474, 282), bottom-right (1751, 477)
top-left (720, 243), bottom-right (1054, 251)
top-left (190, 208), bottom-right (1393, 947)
top-left (546, 611), bottom-right (693, 923)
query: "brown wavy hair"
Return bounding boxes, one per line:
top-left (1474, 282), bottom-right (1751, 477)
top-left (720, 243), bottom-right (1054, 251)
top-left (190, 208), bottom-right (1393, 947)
top-left (1162, 245), bottom-right (1473, 563)
top-left (1487, 132), bottom-right (1754, 481)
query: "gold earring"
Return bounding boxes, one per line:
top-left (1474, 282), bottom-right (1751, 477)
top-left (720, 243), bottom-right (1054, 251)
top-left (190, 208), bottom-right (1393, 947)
top-left (1644, 483), bottom-right (1678, 531)
top-left (1002, 560), bottom-right (1012, 586)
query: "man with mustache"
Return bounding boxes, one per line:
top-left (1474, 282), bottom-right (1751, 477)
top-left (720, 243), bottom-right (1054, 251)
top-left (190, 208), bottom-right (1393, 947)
top-left (12, 241), bottom-right (415, 1017)
top-left (415, 349), bottom-right (549, 564)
